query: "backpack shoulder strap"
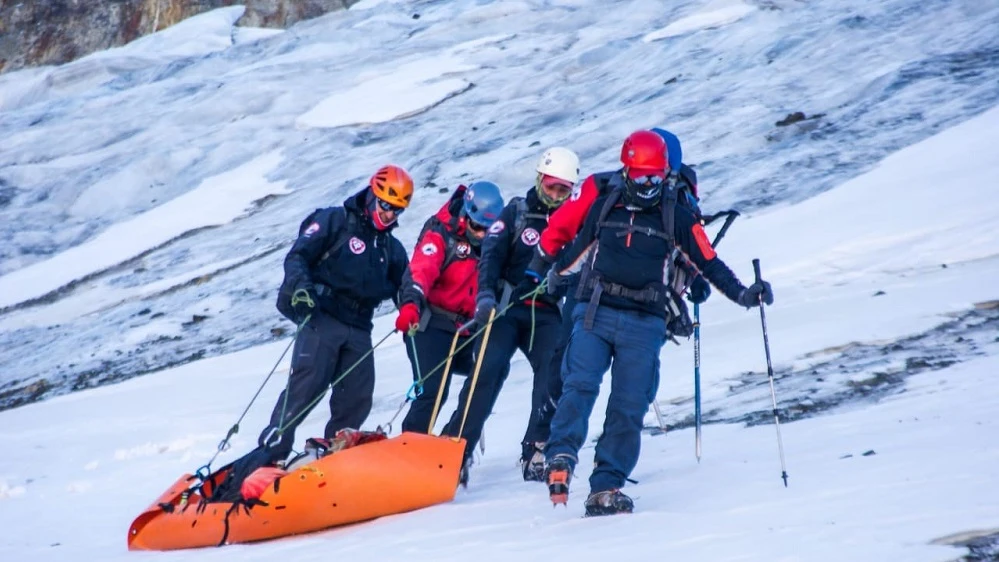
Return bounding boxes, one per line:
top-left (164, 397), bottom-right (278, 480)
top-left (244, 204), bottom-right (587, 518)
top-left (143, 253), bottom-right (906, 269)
top-left (593, 189), bottom-right (622, 238)
top-left (319, 207), bottom-right (352, 263)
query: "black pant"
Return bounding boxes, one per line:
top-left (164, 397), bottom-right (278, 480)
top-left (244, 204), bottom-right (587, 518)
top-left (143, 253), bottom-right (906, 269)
top-left (401, 323), bottom-right (506, 460)
top-left (461, 305), bottom-right (562, 462)
top-left (258, 312), bottom-right (375, 460)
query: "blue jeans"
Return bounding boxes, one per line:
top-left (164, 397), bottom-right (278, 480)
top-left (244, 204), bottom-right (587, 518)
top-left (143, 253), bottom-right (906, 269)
top-left (545, 303), bottom-right (666, 494)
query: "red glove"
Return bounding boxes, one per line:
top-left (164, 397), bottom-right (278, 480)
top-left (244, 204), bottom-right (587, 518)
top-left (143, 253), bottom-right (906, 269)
top-left (395, 303), bottom-right (421, 333)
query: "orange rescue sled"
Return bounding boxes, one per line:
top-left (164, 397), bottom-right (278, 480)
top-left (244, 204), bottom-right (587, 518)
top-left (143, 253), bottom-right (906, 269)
top-left (128, 432), bottom-right (464, 550)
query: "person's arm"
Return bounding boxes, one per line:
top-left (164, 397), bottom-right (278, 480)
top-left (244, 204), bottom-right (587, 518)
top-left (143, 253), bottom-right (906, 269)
top-left (477, 203), bottom-right (516, 299)
top-left (673, 207), bottom-right (745, 304)
top-left (284, 208), bottom-right (344, 293)
top-left (399, 228), bottom-right (447, 309)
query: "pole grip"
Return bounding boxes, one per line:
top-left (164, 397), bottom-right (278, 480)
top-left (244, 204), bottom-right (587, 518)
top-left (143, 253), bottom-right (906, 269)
top-left (752, 258), bottom-right (762, 284)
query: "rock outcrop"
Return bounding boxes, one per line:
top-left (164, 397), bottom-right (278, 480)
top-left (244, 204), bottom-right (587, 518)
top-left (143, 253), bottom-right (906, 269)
top-left (0, 0), bottom-right (359, 74)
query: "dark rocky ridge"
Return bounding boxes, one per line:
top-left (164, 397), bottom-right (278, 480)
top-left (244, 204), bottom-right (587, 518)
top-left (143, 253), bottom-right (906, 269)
top-left (0, 0), bottom-right (359, 74)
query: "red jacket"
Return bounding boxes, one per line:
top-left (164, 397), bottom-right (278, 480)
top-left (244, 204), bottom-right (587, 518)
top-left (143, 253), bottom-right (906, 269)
top-left (401, 187), bottom-right (480, 323)
top-left (539, 172), bottom-right (611, 259)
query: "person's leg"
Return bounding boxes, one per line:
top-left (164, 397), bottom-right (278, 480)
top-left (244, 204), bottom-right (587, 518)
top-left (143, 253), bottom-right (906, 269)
top-left (401, 326), bottom-right (458, 435)
top-left (517, 307), bottom-right (561, 454)
top-left (258, 314), bottom-right (344, 460)
top-left (441, 317), bottom-right (518, 459)
top-left (537, 292), bottom-right (576, 443)
top-left (544, 303), bottom-right (614, 468)
top-left (588, 311), bottom-right (666, 495)
top-left (325, 323), bottom-right (376, 437)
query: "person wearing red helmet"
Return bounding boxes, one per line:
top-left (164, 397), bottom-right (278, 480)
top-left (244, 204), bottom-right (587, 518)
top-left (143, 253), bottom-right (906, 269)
top-left (537, 131), bottom-right (773, 517)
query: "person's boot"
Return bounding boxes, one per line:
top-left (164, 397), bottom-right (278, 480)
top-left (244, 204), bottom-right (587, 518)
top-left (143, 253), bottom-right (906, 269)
top-left (458, 456), bottom-right (473, 489)
top-left (583, 489), bottom-right (634, 516)
top-left (520, 442), bottom-right (546, 482)
top-left (544, 454), bottom-right (574, 505)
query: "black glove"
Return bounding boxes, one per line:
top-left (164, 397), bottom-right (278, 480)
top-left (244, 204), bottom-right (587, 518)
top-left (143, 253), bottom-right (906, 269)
top-left (687, 276), bottom-right (711, 304)
top-left (738, 280), bottom-right (774, 307)
top-left (291, 287), bottom-right (318, 323)
top-left (524, 251), bottom-right (553, 285)
top-left (474, 291), bottom-right (497, 326)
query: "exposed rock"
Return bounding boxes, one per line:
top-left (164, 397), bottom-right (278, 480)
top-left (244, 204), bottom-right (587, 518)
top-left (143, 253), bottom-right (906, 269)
top-left (0, 0), bottom-right (360, 74)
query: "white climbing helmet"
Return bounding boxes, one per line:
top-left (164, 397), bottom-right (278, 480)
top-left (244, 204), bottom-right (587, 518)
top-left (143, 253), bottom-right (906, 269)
top-left (535, 146), bottom-right (580, 185)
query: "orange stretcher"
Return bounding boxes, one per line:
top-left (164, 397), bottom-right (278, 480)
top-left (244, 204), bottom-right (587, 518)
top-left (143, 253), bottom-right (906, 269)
top-left (128, 432), bottom-right (464, 550)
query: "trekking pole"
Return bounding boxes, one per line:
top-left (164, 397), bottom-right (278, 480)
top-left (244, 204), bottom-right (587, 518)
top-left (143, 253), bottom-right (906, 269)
top-left (693, 304), bottom-right (702, 461)
top-left (650, 401), bottom-right (669, 436)
top-left (752, 258), bottom-right (788, 487)
top-left (693, 210), bottom-right (741, 461)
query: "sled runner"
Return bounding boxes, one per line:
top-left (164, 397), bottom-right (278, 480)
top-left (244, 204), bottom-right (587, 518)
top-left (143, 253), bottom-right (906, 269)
top-left (127, 432), bottom-right (464, 550)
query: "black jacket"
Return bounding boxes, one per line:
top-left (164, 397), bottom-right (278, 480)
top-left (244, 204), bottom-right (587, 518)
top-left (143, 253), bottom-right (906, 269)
top-left (284, 189), bottom-right (408, 330)
top-left (558, 191), bottom-right (744, 318)
top-left (478, 187), bottom-right (560, 308)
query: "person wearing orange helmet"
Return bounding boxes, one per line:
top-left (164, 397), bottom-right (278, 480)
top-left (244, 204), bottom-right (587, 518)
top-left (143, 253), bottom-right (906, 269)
top-left (255, 164), bottom-right (413, 464)
top-left (535, 131), bottom-right (773, 516)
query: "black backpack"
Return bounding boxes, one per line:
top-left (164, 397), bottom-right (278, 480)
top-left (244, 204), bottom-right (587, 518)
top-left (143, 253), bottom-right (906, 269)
top-left (579, 184), bottom-right (694, 338)
top-left (275, 208), bottom-right (391, 322)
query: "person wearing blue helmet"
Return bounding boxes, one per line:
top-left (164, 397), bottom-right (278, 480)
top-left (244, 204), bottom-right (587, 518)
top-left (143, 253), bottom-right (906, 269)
top-left (396, 181), bottom-right (506, 485)
top-left (651, 128), bottom-right (711, 306)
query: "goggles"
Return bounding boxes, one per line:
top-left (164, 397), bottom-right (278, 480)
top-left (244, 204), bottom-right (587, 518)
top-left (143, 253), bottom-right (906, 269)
top-left (376, 198), bottom-right (405, 214)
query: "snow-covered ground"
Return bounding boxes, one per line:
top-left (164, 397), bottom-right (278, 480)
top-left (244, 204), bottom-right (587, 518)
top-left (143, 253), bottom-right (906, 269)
top-left (2, 0), bottom-right (999, 406)
top-left (1, 0), bottom-right (998, 560)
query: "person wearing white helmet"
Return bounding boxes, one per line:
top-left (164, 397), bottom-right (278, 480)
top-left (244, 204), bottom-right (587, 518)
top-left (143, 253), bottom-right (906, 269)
top-left (471, 146), bottom-right (581, 483)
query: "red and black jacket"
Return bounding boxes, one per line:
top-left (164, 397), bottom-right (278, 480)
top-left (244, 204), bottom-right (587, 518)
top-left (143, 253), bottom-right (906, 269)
top-left (400, 186), bottom-right (482, 331)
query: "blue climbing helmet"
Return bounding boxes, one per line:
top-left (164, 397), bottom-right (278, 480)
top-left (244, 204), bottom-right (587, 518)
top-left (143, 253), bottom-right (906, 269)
top-left (462, 181), bottom-right (504, 227)
top-left (651, 127), bottom-right (682, 171)
top-left (652, 127), bottom-right (701, 211)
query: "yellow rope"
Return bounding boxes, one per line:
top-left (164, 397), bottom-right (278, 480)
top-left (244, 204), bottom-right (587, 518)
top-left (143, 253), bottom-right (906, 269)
top-left (426, 329), bottom-right (462, 433)
top-left (456, 308), bottom-right (496, 439)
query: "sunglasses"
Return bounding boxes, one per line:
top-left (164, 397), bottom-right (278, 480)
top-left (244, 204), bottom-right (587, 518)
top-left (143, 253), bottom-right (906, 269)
top-left (628, 174), bottom-right (665, 186)
top-left (376, 199), bottom-right (405, 214)
top-left (466, 218), bottom-right (489, 233)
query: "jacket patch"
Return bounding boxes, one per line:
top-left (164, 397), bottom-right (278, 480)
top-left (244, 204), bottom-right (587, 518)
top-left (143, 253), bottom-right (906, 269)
top-left (421, 242), bottom-right (438, 256)
top-left (349, 237), bottom-right (366, 254)
top-left (520, 227), bottom-right (541, 246)
top-left (303, 222), bottom-right (320, 237)
top-left (456, 241), bottom-right (472, 259)
top-left (488, 220), bottom-right (506, 235)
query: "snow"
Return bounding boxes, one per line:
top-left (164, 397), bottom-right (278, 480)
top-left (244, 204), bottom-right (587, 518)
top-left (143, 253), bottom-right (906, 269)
top-left (296, 54), bottom-right (477, 129)
top-left (0, 151), bottom-right (288, 310)
top-left (643, 0), bottom-right (757, 42)
top-left (1, 1), bottom-right (999, 560)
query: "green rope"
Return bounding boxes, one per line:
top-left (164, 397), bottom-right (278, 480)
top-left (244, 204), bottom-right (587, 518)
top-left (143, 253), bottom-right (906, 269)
top-left (201, 316), bottom-right (310, 471)
top-left (272, 328), bottom-right (397, 438)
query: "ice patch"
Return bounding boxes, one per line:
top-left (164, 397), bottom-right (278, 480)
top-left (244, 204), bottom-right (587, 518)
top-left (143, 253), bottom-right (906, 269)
top-left (296, 55), bottom-right (476, 128)
top-left (643, 1), bottom-right (756, 42)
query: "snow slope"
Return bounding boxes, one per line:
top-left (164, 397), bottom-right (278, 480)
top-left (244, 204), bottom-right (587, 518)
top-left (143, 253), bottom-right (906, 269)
top-left (1, 0), bottom-right (998, 405)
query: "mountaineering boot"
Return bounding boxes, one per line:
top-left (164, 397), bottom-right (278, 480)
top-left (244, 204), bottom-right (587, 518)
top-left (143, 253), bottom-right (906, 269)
top-left (545, 455), bottom-right (574, 505)
top-left (520, 442), bottom-right (546, 482)
top-left (583, 489), bottom-right (634, 517)
top-left (458, 456), bottom-right (473, 489)
top-left (304, 437), bottom-right (332, 459)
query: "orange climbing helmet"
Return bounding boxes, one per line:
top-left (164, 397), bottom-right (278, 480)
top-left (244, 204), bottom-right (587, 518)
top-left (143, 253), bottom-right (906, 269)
top-left (369, 165), bottom-right (414, 209)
